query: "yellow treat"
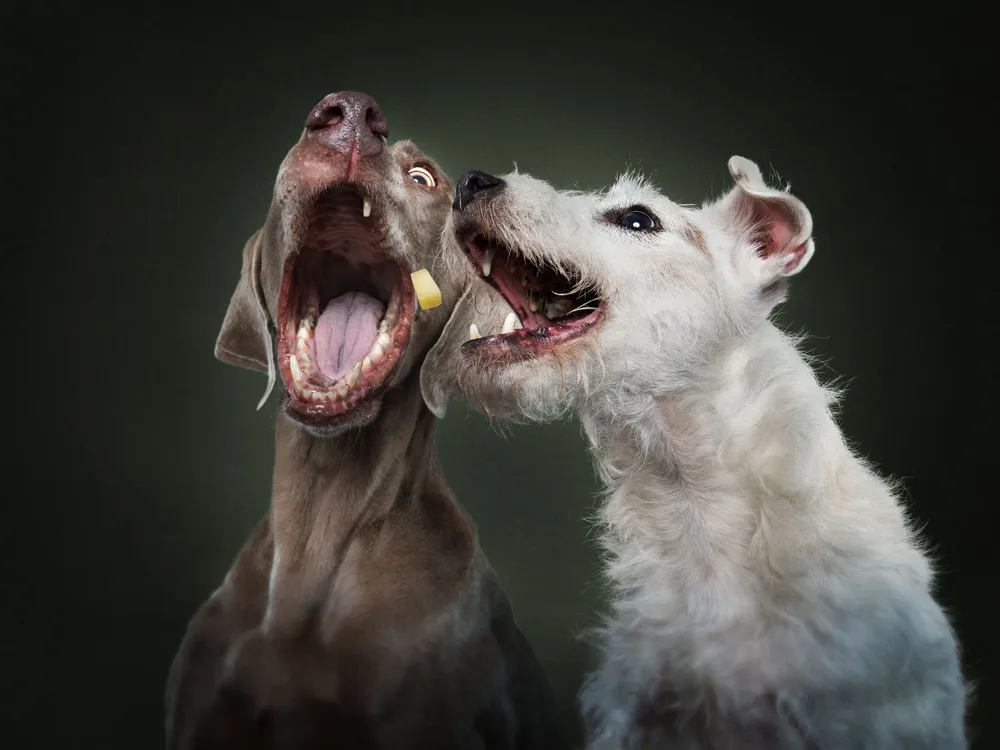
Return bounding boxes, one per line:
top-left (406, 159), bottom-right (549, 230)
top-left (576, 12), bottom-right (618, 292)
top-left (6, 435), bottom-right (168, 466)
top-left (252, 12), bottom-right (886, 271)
top-left (411, 269), bottom-right (442, 310)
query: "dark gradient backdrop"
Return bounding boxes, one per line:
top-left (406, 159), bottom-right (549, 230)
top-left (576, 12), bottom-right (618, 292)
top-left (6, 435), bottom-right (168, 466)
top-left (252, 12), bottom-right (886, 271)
top-left (7, 4), bottom-right (995, 748)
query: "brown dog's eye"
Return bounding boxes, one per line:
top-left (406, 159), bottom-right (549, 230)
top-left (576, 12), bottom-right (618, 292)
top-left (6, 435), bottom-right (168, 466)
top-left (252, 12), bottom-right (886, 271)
top-left (408, 167), bottom-right (436, 188)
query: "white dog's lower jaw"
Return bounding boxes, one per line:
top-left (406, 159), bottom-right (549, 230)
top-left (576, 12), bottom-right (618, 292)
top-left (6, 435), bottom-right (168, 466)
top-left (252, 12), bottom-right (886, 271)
top-left (460, 234), bottom-right (605, 362)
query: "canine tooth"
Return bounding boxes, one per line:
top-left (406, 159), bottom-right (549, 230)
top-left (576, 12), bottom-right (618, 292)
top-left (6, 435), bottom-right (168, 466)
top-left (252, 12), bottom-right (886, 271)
top-left (482, 248), bottom-right (494, 277)
top-left (514, 316), bottom-right (523, 329)
top-left (290, 354), bottom-right (304, 383)
top-left (361, 355), bottom-right (374, 374)
top-left (469, 323), bottom-right (482, 340)
top-left (529, 297), bottom-right (538, 312)
top-left (346, 361), bottom-right (362, 388)
top-left (363, 198), bottom-right (372, 218)
top-left (502, 312), bottom-right (517, 334)
top-left (378, 331), bottom-right (392, 349)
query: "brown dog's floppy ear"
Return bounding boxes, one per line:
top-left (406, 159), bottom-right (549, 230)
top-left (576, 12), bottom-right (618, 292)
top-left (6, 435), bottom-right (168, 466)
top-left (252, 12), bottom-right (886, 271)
top-left (420, 281), bottom-right (513, 418)
top-left (707, 155), bottom-right (815, 283)
top-left (215, 229), bottom-right (277, 410)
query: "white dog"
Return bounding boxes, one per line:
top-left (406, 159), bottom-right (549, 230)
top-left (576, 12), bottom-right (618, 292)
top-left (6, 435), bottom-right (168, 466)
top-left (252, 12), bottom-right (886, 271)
top-left (421, 163), bottom-right (969, 749)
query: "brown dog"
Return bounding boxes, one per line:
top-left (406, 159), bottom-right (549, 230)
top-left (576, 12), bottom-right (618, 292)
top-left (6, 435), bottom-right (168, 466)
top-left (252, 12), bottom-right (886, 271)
top-left (164, 92), bottom-right (566, 750)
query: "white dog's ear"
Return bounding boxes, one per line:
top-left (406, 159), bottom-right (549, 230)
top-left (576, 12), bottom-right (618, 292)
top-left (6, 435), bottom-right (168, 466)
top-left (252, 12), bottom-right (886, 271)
top-left (215, 229), bottom-right (278, 410)
top-left (705, 156), bottom-right (814, 284)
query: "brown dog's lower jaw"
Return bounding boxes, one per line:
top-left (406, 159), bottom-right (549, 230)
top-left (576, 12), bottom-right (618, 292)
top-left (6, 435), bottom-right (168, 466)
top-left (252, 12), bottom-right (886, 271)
top-left (276, 186), bottom-right (416, 421)
top-left (460, 233), bottom-right (605, 360)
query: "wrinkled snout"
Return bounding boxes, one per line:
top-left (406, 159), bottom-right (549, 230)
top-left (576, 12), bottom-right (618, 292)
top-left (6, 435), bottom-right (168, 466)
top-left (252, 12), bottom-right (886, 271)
top-left (305, 91), bottom-right (389, 159)
top-left (453, 170), bottom-right (505, 211)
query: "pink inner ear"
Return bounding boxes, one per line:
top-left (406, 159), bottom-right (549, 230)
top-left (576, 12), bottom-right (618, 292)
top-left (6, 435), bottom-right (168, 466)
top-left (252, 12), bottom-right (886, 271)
top-left (752, 199), bottom-right (800, 261)
top-left (767, 217), bottom-right (794, 257)
top-left (782, 242), bottom-right (808, 273)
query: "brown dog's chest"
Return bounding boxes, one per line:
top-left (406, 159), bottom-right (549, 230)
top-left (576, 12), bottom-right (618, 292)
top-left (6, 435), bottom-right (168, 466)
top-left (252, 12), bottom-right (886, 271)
top-left (186, 514), bottom-right (489, 748)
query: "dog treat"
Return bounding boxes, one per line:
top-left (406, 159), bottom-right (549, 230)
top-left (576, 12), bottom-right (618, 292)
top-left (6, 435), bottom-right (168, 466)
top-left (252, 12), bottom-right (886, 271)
top-left (411, 269), bottom-right (442, 310)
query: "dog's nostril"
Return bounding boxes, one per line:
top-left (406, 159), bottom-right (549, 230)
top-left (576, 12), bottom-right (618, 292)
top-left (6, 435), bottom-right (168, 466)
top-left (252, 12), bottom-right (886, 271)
top-left (307, 104), bottom-right (343, 131)
top-left (365, 106), bottom-right (389, 140)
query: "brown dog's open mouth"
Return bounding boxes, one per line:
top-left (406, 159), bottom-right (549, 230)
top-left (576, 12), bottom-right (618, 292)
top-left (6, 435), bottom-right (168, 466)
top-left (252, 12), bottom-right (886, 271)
top-left (276, 187), bottom-right (415, 418)
top-left (460, 234), bottom-right (604, 356)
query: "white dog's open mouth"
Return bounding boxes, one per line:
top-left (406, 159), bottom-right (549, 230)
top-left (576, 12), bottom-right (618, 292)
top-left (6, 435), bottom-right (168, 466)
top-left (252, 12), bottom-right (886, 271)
top-left (276, 186), bottom-right (415, 421)
top-left (460, 233), bottom-right (605, 357)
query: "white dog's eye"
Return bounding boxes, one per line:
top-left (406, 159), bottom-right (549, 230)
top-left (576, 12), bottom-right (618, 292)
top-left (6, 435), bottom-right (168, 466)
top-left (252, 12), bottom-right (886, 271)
top-left (620, 209), bottom-right (656, 231)
top-left (408, 166), bottom-right (436, 187)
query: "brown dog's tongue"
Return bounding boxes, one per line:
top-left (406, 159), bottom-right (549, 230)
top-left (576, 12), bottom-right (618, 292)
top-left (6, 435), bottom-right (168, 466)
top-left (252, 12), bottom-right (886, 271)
top-left (313, 292), bottom-right (385, 380)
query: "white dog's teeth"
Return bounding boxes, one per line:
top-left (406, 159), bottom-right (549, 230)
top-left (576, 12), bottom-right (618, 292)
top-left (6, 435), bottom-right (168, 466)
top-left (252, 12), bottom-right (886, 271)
top-left (378, 318), bottom-right (389, 336)
top-left (335, 383), bottom-right (350, 399)
top-left (378, 331), bottom-right (392, 349)
top-left (363, 198), bottom-right (372, 218)
top-left (370, 342), bottom-right (385, 362)
top-left (346, 361), bottom-right (362, 388)
top-left (502, 312), bottom-right (517, 334)
top-left (529, 297), bottom-right (538, 312)
top-left (514, 316), bottom-right (523, 330)
top-left (482, 248), bottom-right (494, 277)
top-left (469, 323), bottom-right (482, 340)
top-left (361, 355), bottom-right (373, 374)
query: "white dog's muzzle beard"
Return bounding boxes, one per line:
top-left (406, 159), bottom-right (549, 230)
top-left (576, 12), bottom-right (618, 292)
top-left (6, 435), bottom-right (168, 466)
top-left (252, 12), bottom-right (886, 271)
top-left (450, 169), bottom-right (606, 363)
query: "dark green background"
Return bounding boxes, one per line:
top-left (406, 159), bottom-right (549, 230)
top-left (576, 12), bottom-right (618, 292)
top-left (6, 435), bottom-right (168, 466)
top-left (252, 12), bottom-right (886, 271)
top-left (7, 4), bottom-right (994, 748)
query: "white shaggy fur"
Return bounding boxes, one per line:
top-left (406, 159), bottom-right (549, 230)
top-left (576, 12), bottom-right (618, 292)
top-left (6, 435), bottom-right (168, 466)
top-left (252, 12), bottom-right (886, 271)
top-left (426, 157), bottom-right (968, 748)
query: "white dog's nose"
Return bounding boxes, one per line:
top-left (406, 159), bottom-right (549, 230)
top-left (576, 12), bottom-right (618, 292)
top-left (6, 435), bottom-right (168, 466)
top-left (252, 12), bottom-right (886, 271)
top-left (454, 170), bottom-right (504, 211)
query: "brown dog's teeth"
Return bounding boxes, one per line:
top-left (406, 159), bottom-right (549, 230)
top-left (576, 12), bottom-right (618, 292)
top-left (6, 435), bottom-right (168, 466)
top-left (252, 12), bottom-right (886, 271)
top-left (346, 361), bottom-right (362, 388)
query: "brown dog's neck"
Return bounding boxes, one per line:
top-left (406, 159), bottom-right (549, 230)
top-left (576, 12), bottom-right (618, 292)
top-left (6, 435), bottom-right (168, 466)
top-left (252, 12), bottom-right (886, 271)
top-left (263, 375), bottom-right (455, 636)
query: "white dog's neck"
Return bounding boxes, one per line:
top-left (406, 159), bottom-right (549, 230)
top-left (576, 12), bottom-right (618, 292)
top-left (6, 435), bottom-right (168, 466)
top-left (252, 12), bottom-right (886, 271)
top-left (583, 323), bottom-right (929, 634)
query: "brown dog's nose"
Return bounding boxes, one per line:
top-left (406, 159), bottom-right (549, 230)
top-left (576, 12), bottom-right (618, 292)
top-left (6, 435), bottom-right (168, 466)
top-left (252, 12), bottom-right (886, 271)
top-left (454, 170), bottom-right (504, 211)
top-left (305, 91), bottom-right (388, 157)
